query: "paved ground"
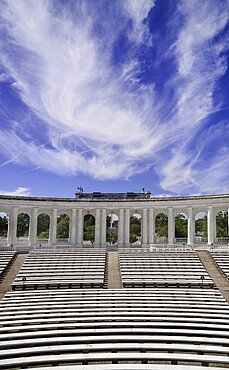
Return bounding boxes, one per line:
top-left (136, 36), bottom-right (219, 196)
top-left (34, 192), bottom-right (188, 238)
top-left (108, 251), bottom-right (122, 288)
top-left (197, 250), bottom-right (229, 303)
top-left (0, 254), bottom-right (27, 300)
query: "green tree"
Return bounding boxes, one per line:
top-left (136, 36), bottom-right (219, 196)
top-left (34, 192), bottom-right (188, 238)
top-left (195, 215), bottom-right (207, 238)
top-left (37, 214), bottom-right (50, 237)
top-left (155, 213), bottom-right (168, 237)
top-left (106, 216), bottom-right (112, 229)
top-left (83, 215), bottom-right (95, 241)
top-left (84, 225), bottom-right (95, 242)
top-left (0, 216), bottom-right (8, 237)
top-left (216, 211), bottom-right (228, 237)
top-left (175, 214), bottom-right (188, 238)
top-left (17, 213), bottom-right (30, 237)
top-left (57, 215), bottom-right (69, 238)
top-left (130, 216), bottom-right (141, 243)
top-left (38, 230), bottom-right (49, 239)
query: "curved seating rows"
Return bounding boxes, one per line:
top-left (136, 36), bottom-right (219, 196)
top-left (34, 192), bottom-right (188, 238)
top-left (0, 251), bottom-right (16, 279)
top-left (16, 366), bottom-right (228, 370)
top-left (12, 251), bottom-right (107, 290)
top-left (119, 251), bottom-right (214, 288)
top-left (0, 288), bottom-right (229, 369)
top-left (210, 251), bottom-right (229, 280)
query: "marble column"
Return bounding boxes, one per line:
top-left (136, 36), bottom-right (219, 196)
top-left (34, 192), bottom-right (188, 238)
top-left (94, 208), bottom-right (101, 247)
top-left (101, 209), bottom-right (107, 247)
top-left (168, 208), bottom-right (174, 246)
top-left (49, 208), bottom-right (57, 245)
top-left (142, 209), bottom-right (148, 247)
top-left (118, 209), bottom-right (124, 247)
top-left (76, 208), bottom-right (83, 247)
top-left (124, 209), bottom-right (130, 247)
top-left (29, 207), bottom-right (38, 246)
top-left (70, 209), bottom-right (77, 245)
top-left (187, 207), bottom-right (194, 246)
top-left (213, 209), bottom-right (217, 243)
top-left (207, 206), bottom-right (214, 245)
top-left (148, 208), bottom-right (155, 245)
top-left (7, 207), bottom-right (18, 247)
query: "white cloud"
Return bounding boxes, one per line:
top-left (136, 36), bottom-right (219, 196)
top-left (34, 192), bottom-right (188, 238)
top-left (0, 187), bottom-right (31, 196)
top-left (158, 0), bottom-right (229, 194)
top-left (123, 0), bottom-right (155, 42)
top-left (0, 0), bottom-right (228, 195)
top-left (0, 0), bottom-right (159, 180)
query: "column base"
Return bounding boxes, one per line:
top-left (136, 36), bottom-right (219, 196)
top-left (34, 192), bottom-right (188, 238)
top-left (7, 243), bottom-right (14, 248)
top-left (93, 243), bottom-right (101, 248)
top-left (75, 243), bottom-right (83, 248)
top-left (124, 243), bottom-right (130, 248)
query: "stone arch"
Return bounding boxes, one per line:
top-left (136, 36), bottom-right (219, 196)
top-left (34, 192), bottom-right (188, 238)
top-left (57, 213), bottom-right (70, 240)
top-left (195, 211), bottom-right (207, 243)
top-left (17, 213), bottom-right (30, 242)
top-left (83, 213), bottom-right (95, 245)
top-left (106, 213), bottom-right (118, 243)
top-left (0, 212), bottom-right (9, 242)
top-left (37, 213), bottom-right (50, 240)
top-left (175, 212), bottom-right (188, 241)
top-left (155, 212), bottom-right (168, 242)
top-left (130, 212), bottom-right (141, 244)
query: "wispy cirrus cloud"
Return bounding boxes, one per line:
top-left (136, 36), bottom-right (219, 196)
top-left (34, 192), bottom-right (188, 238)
top-left (0, 187), bottom-right (31, 196)
top-left (0, 0), bottom-right (228, 195)
top-left (158, 0), bottom-right (229, 194)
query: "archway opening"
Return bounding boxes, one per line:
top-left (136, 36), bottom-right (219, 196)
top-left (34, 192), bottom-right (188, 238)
top-left (57, 214), bottom-right (70, 242)
top-left (130, 213), bottom-right (141, 244)
top-left (175, 213), bottom-right (188, 242)
top-left (17, 213), bottom-right (30, 242)
top-left (195, 212), bottom-right (207, 243)
top-left (0, 212), bottom-right (8, 243)
top-left (37, 213), bottom-right (50, 242)
top-left (155, 213), bottom-right (168, 243)
top-left (83, 214), bottom-right (95, 245)
top-left (216, 210), bottom-right (228, 242)
top-left (106, 214), bottom-right (118, 244)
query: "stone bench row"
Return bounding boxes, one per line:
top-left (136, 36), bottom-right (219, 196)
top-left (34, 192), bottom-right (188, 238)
top-left (0, 252), bottom-right (16, 278)
top-left (0, 289), bottom-right (229, 369)
top-left (12, 251), bottom-right (107, 290)
top-left (15, 365), bottom-right (228, 370)
top-left (119, 252), bottom-right (213, 289)
top-left (1, 352), bottom-right (229, 369)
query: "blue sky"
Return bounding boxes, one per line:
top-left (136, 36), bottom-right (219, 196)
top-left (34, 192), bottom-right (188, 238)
top-left (0, 0), bottom-right (228, 198)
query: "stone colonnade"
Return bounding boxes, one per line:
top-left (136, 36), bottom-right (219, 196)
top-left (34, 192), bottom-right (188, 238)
top-left (1, 195), bottom-right (229, 247)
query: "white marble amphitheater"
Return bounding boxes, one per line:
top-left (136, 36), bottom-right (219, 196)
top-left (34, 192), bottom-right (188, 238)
top-left (0, 191), bottom-right (228, 249)
top-left (0, 192), bottom-right (229, 370)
